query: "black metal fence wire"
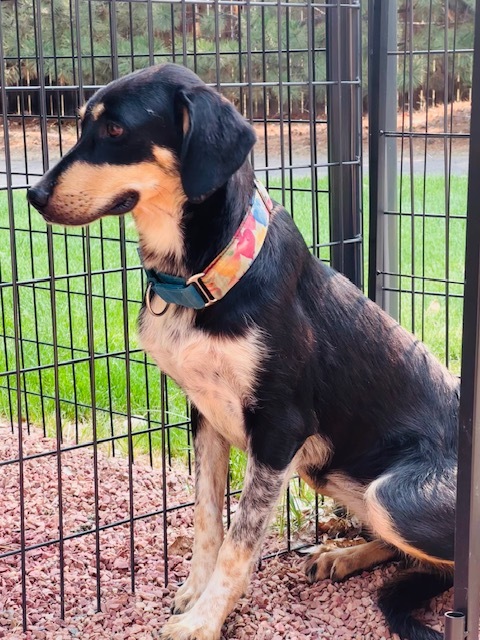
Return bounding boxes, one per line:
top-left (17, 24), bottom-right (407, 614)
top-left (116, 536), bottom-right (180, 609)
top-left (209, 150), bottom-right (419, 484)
top-left (0, 0), bottom-right (363, 632)
top-left (369, 0), bottom-right (472, 375)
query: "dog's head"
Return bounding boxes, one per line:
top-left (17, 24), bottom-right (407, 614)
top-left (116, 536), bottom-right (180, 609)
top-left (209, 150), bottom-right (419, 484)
top-left (27, 63), bottom-right (256, 226)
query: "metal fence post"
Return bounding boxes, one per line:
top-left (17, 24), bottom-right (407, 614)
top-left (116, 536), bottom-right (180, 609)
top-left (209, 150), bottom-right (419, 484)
top-left (444, 611), bottom-right (466, 640)
top-left (326, 0), bottom-right (363, 288)
top-left (447, 1), bottom-right (480, 638)
top-left (367, 0), bottom-right (399, 318)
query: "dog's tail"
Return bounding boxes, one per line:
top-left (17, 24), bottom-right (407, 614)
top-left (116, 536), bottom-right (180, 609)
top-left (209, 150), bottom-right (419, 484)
top-left (378, 570), bottom-right (453, 640)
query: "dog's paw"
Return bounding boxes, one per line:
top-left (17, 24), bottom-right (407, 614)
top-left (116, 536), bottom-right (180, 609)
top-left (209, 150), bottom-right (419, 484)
top-left (171, 578), bottom-right (207, 615)
top-left (159, 612), bottom-right (220, 640)
top-left (304, 545), bottom-right (354, 583)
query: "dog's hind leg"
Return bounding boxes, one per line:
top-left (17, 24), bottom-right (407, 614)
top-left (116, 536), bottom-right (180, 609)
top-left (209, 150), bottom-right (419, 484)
top-left (304, 539), bottom-right (397, 583)
top-left (172, 412), bottom-right (230, 616)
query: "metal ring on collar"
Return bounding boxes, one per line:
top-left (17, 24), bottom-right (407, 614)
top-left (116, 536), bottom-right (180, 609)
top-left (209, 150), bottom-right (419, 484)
top-left (145, 282), bottom-right (170, 316)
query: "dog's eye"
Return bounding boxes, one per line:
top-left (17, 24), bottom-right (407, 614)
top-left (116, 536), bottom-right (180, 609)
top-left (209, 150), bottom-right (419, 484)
top-left (106, 123), bottom-right (124, 138)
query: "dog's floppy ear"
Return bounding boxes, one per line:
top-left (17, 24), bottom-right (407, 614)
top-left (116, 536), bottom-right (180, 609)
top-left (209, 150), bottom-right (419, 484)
top-left (176, 86), bottom-right (256, 203)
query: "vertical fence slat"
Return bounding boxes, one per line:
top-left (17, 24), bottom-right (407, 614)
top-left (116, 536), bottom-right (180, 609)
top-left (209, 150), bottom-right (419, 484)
top-left (326, 0), bottom-right (363, 288)
top-left (450, 0), bottom-right (480, 637)
top-left (367, 0), bottom-right (398, 317)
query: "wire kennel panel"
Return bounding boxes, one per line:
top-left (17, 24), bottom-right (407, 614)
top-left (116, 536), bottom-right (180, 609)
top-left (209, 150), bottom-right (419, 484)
top-left (369, 0), bottom-right (473, 375)
top-left (0, 0), bottom-right (363, 631)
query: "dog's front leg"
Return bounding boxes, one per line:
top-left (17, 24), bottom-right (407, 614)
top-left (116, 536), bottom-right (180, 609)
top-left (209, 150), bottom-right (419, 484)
top-left (173, 412), bottom-right (230, 615)
top-left (161, 454), bottom-right (290, 640)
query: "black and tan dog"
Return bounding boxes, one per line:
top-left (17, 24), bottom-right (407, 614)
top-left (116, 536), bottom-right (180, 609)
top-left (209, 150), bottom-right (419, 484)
top-left (27, 63), bottom-right (457, 640)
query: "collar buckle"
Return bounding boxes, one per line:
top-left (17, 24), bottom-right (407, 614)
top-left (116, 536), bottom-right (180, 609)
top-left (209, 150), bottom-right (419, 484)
top-left (186, 272), bottom-right (218, 308)
top-left (139, 181), bottom-right (272, 311)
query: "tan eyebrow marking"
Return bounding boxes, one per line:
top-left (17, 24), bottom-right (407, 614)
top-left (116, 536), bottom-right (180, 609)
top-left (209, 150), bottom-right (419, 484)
top-left (91, 102), bottom-right (105, 121)
top-left (78, 103), bottom-right (87, 120)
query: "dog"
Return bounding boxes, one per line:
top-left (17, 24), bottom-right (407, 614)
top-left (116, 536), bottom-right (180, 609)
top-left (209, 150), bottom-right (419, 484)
top-left (27, 63), bottom-right (458, 640)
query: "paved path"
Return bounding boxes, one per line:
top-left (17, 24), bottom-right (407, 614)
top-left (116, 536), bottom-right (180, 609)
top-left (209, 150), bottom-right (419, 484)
top-left (0, 148), bottom-right (470, 190)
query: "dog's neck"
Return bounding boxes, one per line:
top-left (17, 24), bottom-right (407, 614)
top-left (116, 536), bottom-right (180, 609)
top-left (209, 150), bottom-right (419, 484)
top-left (134, 161), bottom-right (255, 279)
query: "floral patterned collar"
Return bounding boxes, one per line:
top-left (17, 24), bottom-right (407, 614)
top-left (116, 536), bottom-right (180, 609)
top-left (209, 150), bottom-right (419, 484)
top-left (142, 180), bottom-right (274, 314)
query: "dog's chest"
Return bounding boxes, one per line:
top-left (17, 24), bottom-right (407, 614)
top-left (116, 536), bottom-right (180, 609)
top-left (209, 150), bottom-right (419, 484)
top-left (138, 307), bottom-right (264, 449)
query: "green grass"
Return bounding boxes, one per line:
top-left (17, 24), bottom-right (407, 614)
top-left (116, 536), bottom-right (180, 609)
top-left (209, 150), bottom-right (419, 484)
top-left (0, 174), bottom-right (468, 493)
top-left (394, 175), bottom-right (466, 372)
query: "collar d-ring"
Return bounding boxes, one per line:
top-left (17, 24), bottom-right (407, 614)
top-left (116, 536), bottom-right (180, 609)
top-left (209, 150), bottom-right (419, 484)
top-left (145, 282), bottom-right (170, 316)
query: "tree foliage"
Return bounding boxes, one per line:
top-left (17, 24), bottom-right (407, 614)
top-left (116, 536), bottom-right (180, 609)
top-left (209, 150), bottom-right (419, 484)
top-left (0, 0), bottom-right (475, 116)
top-left (395, 0), bottom-right (475, 103)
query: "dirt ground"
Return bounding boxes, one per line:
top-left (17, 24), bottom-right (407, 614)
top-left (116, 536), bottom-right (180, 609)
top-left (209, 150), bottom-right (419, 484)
top-left (0, 102), bottom-right (471, 163)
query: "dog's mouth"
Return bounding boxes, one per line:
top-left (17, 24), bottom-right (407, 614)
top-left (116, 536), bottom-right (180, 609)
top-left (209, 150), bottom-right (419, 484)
top-left (104, 191), bottom-right (139, 216)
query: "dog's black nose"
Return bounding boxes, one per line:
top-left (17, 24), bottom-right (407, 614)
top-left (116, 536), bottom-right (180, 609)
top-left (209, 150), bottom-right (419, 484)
top-left (27, 184), bottom-right (50, 210)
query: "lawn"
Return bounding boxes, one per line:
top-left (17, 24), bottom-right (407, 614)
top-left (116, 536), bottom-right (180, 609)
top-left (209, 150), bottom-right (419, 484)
top-left (0, 174), bottom-right (468, 489)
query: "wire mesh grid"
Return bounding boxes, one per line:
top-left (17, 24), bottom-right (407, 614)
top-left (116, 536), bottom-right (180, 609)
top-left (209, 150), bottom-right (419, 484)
top-left (0, 0), bottom-right (362, 632)
top-left (369, 0), bottom-right (473, 376)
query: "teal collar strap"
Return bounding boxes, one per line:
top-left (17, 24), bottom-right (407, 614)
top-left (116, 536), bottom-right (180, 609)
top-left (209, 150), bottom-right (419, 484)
top-left (141, 180), bottom-right (274, 314)
top-left (143, 270), bottom-right (215, 311)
